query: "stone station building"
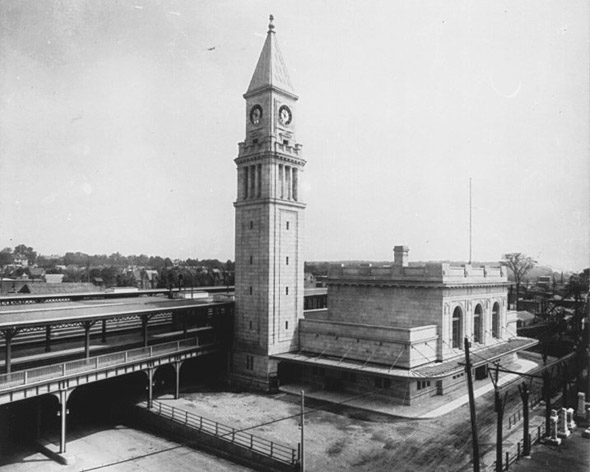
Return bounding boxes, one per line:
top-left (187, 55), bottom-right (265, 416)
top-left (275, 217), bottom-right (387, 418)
top-left (228, 17), bottom-right (537, 404)
top-left (273, 247), bottom-right (538, 405)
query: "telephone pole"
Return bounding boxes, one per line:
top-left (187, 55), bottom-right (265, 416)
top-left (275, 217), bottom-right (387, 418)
top-left (464, 337), bottom-right (480, 472)
top-left (490, 363), bottom-right (507, 472)
top-left (300, 390), bottom-right (305, 472)
top-left (517, 382), bottom-right (531, 457)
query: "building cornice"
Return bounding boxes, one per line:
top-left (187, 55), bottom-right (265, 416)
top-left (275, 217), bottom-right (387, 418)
top-left (327, 280), bottom-right (511, 290)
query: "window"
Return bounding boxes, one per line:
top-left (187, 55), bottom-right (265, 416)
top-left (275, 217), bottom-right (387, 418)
top-left (246, 355), bottom-right (254, 370)
top-left (286, 221), bottom-right (290, 230)
top-left (249, 320), bottom-right (252, 330)
top-left (492, 302), bottom-right (500, 338)
top-left (292, 168), bottom-right (298, 201)
top-left (473, 304), bottom-right (483, 343)
top-left (244, 168), bottom-right (249, 199)
top-left (452, 306), bottom-right (463, 349)
top-left (417, 380), bottom-right (431, 390)
top-left (256, 164), bottom-right (262, 198)
top-left (286, 287), bottom-right (289, 295)
top-left (285, 321), bottom-right (289, 329)
top-left (374, 377), bottom-right (391, 389)
top-left (283, 139), bottom-right (289, 145)
top-left (312, 367), bottom-right (325, 376)
top-left (286, 256), bottom-right (289, 265)
top-left (249, 256), bottom-right (253, 265)
top-left (341, 372), bottom-right (356, 383)
top-left (249, 221), bottom-right (253, 229)
top-left (253, 139), bottom-right (258, 144)
top-left (249, 286), bottom-right (253, 295)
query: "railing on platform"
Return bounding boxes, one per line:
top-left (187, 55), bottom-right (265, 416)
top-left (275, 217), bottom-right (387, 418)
top-left (0, 337), bottom-right (214, 390)
top-left (147, 399), bottom-right (299, 467)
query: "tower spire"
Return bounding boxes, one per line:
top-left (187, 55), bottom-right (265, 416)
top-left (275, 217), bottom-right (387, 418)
top-left (245, 15), bottom-right (295, 98)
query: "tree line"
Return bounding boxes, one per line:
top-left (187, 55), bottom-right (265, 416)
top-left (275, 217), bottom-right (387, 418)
top-left (0, 244), bottom-right (235, 288)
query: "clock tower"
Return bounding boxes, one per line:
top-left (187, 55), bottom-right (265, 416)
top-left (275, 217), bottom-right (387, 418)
top-left (231, 16), bottom-right (306, 390)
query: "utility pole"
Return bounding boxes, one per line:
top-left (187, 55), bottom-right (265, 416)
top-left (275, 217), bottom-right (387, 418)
top-left (517, 382), bottom-right (531, 457)
top-left (543, 368), bottom-right (552, 437)
top-left (300, 390), bottom-right (305, 472)
top-left (464, 337), bottom-right (480, 472)
top-left (469, 177), bottom-right (472, 264)
top-left (489, 363), bottom-right (506, 472)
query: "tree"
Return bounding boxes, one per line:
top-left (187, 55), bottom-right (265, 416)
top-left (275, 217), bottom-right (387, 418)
top-left (501, 253), bottom-right (537, 310)
top-left (565, 269), bottom-right (589, 337)
top-left (0, 248), bottom-right (13, 274)
top-left (13, 244), bottom-right (37, 265)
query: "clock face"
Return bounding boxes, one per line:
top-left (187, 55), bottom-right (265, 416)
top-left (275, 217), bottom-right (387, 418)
top-left (278, 105), bottom-right (292, 126)
top-left (250, 105), bottom-right (262, 125)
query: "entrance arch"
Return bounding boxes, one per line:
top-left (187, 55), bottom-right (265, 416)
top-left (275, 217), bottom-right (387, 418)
top-left (452, 306), bottom-right (463, 349)
top-left (473, 304), bottom-right (483, 344)
top-left (492, 302), bottom-right (500, 339)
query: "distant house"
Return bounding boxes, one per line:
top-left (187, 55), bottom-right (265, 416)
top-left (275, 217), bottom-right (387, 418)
top-left (314, 275), bottom-right (328, 287)
top-left (92, 277), bottom-right (105, 287)
top-left (516, 310), bottom-right (536, 328)
top-left (29, 267), bottom-right (46, 281)
top-left (12, 254), bottom-right (28, 267)
top-left (0, 278), bottom-right (27, 294)
top-left (139, 270), bottom-right (159, 289)
top-left (45, 274), bottom-right (64, 284)
top-left (210, 268), bottom-right (223, 285)
top-left (304, 273), bottom-right (316, 288)
top-left (537, 276), bottom-right (552, 288)
top-left (18, 282), bottom-right (100, 295)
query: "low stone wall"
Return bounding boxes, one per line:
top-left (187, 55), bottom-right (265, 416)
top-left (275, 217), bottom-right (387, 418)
top-left (299, 319), bottom-right (438, 368)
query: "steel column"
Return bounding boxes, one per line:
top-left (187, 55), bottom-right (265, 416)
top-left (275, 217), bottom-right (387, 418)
top-left (147, 368), bottom-right (154, 409)
top-left (141, 315), bottom-right (149, 347)
top-left (81, 321), bottom-right (96, 359)
top-left (1, 328), bottom-right (19, 374)
top-left (174, 361), bottom-right (184, 399)
top-left (45, 325), bottom-right (52, 352)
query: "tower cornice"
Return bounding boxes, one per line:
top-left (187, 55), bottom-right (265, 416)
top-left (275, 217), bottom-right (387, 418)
top-left (243, 86), bottom-right (299, 101)
top-left (234, 198), bottom-right (306, 210)
top-left (235, 149), bottom-right (306, 167)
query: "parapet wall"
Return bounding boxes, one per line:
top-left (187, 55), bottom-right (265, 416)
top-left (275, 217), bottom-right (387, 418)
top-left (328, 262), bottom-right (507, 285)
top-left (299, 319), bottom-right (438, 368)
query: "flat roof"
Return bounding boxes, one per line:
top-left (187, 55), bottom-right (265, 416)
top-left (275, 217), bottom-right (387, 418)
top-left (272, 337), bottom-right (538, 380)
top-left (0, 296), bottom-right (231, 330)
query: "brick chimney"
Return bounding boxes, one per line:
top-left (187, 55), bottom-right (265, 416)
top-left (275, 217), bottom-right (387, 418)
top-left (393, 246), bottom-right (409, 267)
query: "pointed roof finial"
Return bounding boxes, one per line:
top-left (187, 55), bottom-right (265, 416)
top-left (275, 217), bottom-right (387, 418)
top-left (268, 14), bottom-right (275, 33)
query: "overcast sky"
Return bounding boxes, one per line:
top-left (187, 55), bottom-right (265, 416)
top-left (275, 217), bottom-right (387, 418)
top-left (1, 0), bottom-right (588, 271)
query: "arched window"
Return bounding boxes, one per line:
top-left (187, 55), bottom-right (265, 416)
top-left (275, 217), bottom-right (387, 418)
top-left (492, 302), bottom-right (500, 339)
top-left (473, 304), bottom-right (483, 343)
top-left (452, 306), bottom-right (463, 349)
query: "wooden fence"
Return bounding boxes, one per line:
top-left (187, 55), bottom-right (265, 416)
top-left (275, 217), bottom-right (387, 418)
top-left (491, 423), bottom-right (547, 471)
top-left (146, 399), bottom-right (300, 468)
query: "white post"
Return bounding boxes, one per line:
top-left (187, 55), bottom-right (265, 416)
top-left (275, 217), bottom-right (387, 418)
top-left (558, 408), bottom-right (570, 438)
top-left (577, 392), bottom-right (586, 417)
top-left (566, 408), bottom-right (576, 430)
top-left (546, 413), bottom-right (561, 445)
